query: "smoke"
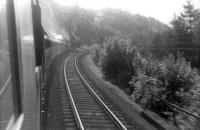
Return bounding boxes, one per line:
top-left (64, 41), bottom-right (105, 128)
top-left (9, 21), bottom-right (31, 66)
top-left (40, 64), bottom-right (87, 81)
top-left (39, 0), bottom-right (69, 41)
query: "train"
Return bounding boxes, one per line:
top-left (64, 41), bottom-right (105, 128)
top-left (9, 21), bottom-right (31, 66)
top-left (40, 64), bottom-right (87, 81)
top-left (0, 0), bottom-right (67, 129)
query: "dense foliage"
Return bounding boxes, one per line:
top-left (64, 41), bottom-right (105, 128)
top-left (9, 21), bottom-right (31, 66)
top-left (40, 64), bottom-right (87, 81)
top-left (132, 54), bottom-right (199, 107)
top-left (101, 40), bottom-right (137, 93)
top-left (92, 40), bottom-right (200, 128)
top-left (92, 40), bottom-right (137, 93)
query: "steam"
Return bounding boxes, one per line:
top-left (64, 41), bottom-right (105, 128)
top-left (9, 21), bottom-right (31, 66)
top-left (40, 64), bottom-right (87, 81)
top-left (39, 0), bottom-right (69, 41)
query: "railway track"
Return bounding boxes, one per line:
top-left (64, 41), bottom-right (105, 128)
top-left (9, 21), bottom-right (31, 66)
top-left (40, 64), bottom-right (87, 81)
top-left (62, 53), bottom-right (135, 130)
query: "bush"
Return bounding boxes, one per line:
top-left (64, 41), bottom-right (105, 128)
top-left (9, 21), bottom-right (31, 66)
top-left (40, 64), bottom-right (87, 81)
top-left (92, 40), bottom-right (138, 92)
top-left (91, 44), bottom-right (106, 66)
top-left (131, 54), bottom-right (200, 120)
top-left (102, 41), bottom-right (132, 88)
top-left (160, 55), bottom-right (198, 106)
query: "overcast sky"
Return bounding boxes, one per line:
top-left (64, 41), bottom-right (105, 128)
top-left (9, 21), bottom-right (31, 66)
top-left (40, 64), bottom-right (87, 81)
top-left (53, 0), bottom-right (200, 25)
top-left (0, 0), bottom-right (199, 24)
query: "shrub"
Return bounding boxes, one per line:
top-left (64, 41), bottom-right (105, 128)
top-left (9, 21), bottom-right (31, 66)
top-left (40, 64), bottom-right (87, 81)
top-left (91, 44), bottom-right (106, 66)
top-left (160, 55), bottom-right (198, 106)
top-left (95, 40), bottom-right (138, 91)
top-left (131, 54), bottom-right (200, 119)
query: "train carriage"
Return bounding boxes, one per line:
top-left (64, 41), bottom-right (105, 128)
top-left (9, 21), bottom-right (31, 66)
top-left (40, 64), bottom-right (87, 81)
top-left (0, 0), bottom-right (66, 129)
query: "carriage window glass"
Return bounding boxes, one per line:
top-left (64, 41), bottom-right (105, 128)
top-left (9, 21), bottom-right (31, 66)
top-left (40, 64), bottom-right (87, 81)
top-left (0, 1), bottom-right (14, 129)
top-left (14, 0), bottom-right (39, 129)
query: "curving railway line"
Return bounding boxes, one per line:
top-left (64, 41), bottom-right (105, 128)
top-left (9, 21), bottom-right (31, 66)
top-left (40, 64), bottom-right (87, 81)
top-left (62, 53), bottom-right (135, 130)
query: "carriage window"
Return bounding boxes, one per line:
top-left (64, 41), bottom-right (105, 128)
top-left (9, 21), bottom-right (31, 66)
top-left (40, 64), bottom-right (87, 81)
top-left (0, 0), bottom-right (39, 129)
top-left (0, 1), bottom-right (14, 129)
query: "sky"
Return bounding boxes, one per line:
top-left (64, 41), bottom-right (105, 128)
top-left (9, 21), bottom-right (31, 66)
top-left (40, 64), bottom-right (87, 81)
top-left (0, 0), bottom-right (199, 24)
top-left (52, 0), bottom-right (200, 25)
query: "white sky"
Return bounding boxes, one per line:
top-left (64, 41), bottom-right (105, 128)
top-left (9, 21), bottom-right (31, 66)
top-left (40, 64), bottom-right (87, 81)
top-left (0, 0), bottom-right (199, 24)
top-left (52, 0), bottom-right (200, 25)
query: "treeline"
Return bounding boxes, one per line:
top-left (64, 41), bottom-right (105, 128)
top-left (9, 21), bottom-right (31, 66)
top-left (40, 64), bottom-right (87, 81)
top-left (51, 1), bottom-right (200, 67)
top-left (51, 2), bottom-right (168, 49)
top-left (150, 1), bottom-right (200, 67)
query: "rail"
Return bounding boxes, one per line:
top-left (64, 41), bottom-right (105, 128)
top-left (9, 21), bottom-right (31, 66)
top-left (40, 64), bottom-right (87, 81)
top-left (151, 94), bottom-right (200, 125)
top-left (63, 55), bottom-right (85, 130)
top-left (75, 55), bottom-right (128, 130)
top-left (0, 75), bottom-right (12, 96)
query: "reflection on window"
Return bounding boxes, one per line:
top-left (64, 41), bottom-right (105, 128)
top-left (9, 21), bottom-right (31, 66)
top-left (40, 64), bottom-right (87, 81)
top-left (0, 1), bottom-right (13, 129)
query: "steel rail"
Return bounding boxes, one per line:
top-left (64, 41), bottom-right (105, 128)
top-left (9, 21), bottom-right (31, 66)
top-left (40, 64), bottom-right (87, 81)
top-left (0, 75), bottom-right (12, 96)
top-left (74, 55), bottom-right (128, 130)
top-left (63, 55), bottom-right (85, 130)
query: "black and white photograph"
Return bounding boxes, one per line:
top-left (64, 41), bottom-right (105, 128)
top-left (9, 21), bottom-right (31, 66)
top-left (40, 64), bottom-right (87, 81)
top-left (0, 0), bottom-right (200, 130)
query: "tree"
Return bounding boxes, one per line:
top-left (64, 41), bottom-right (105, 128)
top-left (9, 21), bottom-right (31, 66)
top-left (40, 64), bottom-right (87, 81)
top-left (171, 0), bottom-right (200, 46)
top-left (165, 1), bottom-right (200, 67)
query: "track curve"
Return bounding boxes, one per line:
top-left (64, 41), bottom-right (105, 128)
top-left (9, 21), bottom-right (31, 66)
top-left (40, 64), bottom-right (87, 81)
top-left (63, 53), bottom-right (135, 130)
